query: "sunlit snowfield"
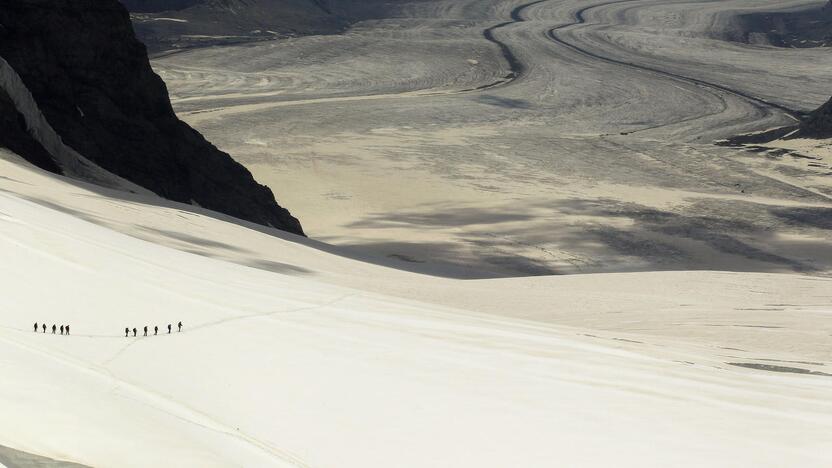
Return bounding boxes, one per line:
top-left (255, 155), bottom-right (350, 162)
top-left (154, 0), bottom-right (832, 277)
top-left (2, 0), bottom-right (832, 466)
top-left (2, 149), bottom-right (832, 467)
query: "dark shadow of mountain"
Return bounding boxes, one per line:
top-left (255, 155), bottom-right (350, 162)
top-left (338, 196), bottom-right (832, 276)
top-left (138, 226), bottom-right (253, 253)
top-left (346, 205), bottom-right (535, 229)
top-left (244, 259), bottom-right (314, 276)
top-left (324, 239), bottom-right (516, 279)
top-left (727, 362), bottom-right (832, 377)
top-left (474, 95), bottom-right (533, 109)
top-left (9, 160), bottom-right (832, 278)
top-left (0, 444), bottom-right (90, 468)
top-left (13, 194), bottom-right (108, 226)
top-left (542, 197), bottom-right (823, 272)
top-left (771, 206), bottom-right (832, 230)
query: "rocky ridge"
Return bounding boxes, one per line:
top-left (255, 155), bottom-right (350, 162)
top-left (0, 0), bottom-right (304, 235)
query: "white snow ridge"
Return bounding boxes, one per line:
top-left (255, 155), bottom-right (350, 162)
top-left (1, 148), bottom-right (831, 467)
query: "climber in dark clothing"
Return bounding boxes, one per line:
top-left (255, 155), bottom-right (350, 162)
top-left (42, 323), bottom-right (46, 333)
top-left (178, 321), bottom-right (183, 332)
top-left (65, 325), bottom-right (70, 335)
top-left (125, 327), bottom-right (129, 337)
top-left (167, 324), bottom-right (172, 334)
top-left (34, 322), bottom-right (38, 332)
top-left (52, 324), bottom-right (56, 334)
top-left (60, 325), bottom-right (64, 335)
top-left (132, 327), bottom-right (137, 337)
top-left (154, 326), bottom-right (158, 335)
top-left (143, 326), bottom-right (148, 337)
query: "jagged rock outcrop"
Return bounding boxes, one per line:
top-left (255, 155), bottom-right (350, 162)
top-left (0, 0), bottom-right (304, 235)
top-left (795, 96), bottom-right (832, 139)
top-left (0, 86), bottom-right (60, 174)
top-left (720, 95), bottom-right (832, 146)
top-left (121, 0), bottom-right (346, 52)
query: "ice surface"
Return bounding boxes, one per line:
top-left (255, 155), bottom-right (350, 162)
top-left (153, 0), bottom-right (832, 276)
top-left (0, 149), bottom-right (830, 467)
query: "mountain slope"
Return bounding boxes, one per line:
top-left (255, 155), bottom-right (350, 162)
top-left (0, 0), bottom-right (303, 234)
top-left (0, 85), bottom-right (60, 174)
top-left (795, 95), bottom-right (832, 138)
top-left (122, 0), bottom-right (347, 51)
top-left (721, 93), bottom-right (832, 144)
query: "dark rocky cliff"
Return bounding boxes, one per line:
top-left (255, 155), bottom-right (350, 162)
top-left (719, 94), bottom-right (832, 145)
top-left (795, 96), bottom-right (832, 139)
top-left (0, 86), bottom-right (60, 173)
top-left (0, 0), bottom-right (304, 235)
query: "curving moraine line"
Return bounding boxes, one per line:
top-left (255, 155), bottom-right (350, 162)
top-left (466, 0), bottom-right (551, 91)
top-left (544, 0), bottom-right (803, 124)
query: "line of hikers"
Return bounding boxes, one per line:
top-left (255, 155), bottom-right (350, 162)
top-left (32, 322), bottom-right (184, 336)
top-left (126, 322), bottom-right (183, 337)
top-left (34, 323), bottom-right (69, 335)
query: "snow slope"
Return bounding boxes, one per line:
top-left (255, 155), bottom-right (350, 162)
top-left (1, 151), bottom-right (831, 467)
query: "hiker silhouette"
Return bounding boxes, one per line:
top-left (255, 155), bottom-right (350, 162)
top-left (167, 324), bottom-right (172, 334)
top-left (178, 321), bottom-right (183, 332)
top-left (125, 327), bottom-right (129, 337)
top-left (132, 327), bottom-right (137, 337)
top-left (143, 326), bottom-right (148, 337)
top-left (154, 326), bottom-right (158, 335)
top-left (60, 325), bottom-right (64, 335)
top-left (51, 324), bottom-right (56, 334)
top-left (65, 325), bottom-right (70, 335)
top-left (42, 323), bottom-right (46, 333)
top-left (33, 322), bottom-right (38, 332)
